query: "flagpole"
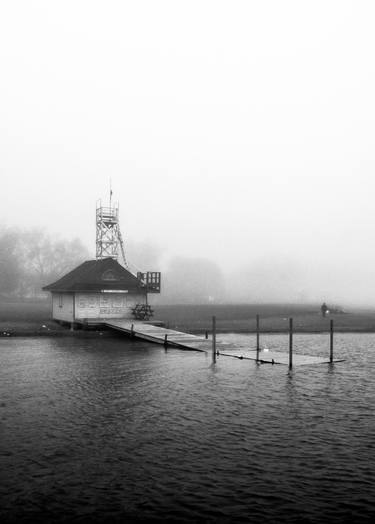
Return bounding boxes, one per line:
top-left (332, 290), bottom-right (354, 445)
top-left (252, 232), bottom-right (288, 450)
top-left (109, 178), bottom-right (112, 208)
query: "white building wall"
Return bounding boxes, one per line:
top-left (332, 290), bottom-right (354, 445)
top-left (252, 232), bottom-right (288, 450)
top-left (52, 293), bottom-right (74, 322)
top-left (74, 292), bottom-right (146, 320)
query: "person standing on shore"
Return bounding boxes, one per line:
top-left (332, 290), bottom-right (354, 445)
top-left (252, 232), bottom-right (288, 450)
top-left (321, 302), bottom-right (329, 318)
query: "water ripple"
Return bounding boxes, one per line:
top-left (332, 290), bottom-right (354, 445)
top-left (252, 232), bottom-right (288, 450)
top-left (0, 334), bottom-right (374, 523)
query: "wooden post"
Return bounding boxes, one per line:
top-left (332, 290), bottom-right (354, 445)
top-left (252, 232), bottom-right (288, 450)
top-left (330, 319), bottom-right (334, 363)
top-left (205, 331), bottom-right (208, 339)
top-left (131, 324), bottom-right (134, 338)
top-left (73, 294), bottom-right (76, 326)
top-left (212, 316), bottom-right (216, 363)
top-left (256, 314), bottom-right (260, 361)
top-left (289, 318), bottom-right (293, 370)
top-left (164, 334), bottom-right (168, 348)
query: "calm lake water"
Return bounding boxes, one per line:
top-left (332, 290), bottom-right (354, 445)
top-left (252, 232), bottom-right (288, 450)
top-left (0, 333), bottom-right (374, 523)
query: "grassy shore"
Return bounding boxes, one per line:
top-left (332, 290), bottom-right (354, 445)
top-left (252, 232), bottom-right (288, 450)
top-left (1, 299), bottom-right (375, 336)
top-left (155, 304), bottom-right (375, 333)
top-left (0, 300), bottom-right (100, 336)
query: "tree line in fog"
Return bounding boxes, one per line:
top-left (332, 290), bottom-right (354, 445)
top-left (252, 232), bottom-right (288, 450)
top-left (0, 228), bottom-right (225, 303)
top-left (0, 228), bottom-right (348, 305)
top-left (0, 227), bottom-right (89, 298)
top-left (113, 240), bottom-right (227, 305)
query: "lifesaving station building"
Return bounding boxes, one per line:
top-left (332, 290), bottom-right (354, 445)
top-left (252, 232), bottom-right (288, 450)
top-left (43, 199), bottom-right (161, 326)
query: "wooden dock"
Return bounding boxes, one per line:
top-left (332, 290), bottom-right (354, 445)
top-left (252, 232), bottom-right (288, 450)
top-left (102, 319), bottom-right (344, 366)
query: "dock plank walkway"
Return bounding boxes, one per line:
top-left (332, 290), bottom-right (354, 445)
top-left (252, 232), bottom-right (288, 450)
top-left (102, 319), bottom-right (344, 366)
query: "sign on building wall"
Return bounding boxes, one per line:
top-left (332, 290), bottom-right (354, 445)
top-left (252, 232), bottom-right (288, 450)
top-left (99, 295), bottom-right (124, 315)
top-left (78, 295), bottom-right (126, 309)
top-left (75, 292), bottom-right (144, 319)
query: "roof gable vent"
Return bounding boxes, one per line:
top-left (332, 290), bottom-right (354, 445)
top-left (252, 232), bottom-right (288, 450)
top-left (101, 269), bottom-right (118, 281)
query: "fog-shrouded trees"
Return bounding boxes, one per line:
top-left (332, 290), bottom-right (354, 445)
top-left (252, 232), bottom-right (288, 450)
top-left (160, 256), bottom-right (226, 304)
top-left (0, 227), bottom-right (89, 297)
top-left (0, 228), bottom-right (22, 295)
top-left (1, 227), bottom-right (227, 303)
top-left (125, 239), bottom-right (163, 275)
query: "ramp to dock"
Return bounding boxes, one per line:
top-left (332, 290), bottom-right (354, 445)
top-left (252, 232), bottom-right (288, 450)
top-left (103, 319), bottom-right (344, 366)
top-left (105, 319), bottom-right (215, 352)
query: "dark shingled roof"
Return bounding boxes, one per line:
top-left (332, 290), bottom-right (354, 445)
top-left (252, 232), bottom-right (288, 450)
top-left (43, 258), bottom-right (146, 293)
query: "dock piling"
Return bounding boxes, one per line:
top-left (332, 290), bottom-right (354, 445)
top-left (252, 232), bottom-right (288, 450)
top-left (330, 319), bottom-right (334, 363)
top-left (289, 318), bottom-right (293, 370)
top-left (256, 314), bottom-right (260, 362)
top-left (102, 319), bottom-right (344, 367)
top-left (212, 316), bottom-right (216, 363)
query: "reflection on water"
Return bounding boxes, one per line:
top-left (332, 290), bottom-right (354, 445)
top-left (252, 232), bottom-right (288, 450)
top-left (0, 333), bottom-right (374, 523)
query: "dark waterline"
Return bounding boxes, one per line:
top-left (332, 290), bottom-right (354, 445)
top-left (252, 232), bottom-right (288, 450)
top-left (0, 334), bottom-right (374, 523)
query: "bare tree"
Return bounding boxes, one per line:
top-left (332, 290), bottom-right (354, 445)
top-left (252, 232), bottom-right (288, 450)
top-left (19, 229), bottom-right (89, 296)
top-left (0, 228), bottom-right (89, 298)
top-left (0, 228), bottom-right (21, 295)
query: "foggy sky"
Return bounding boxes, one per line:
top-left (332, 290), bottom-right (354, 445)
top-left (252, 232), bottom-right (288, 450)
top-left (1, 1), bottom-right (375, 305)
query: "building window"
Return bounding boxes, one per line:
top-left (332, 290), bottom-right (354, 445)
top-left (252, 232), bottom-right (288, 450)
top-left (78, 297), bottom-right (86, 308)
top-left (100, 295), bottom-right (111, 307)
top-left (88, 296), bottom-right (98, 308)
top-left (112, 296), bottom-right (123, 308)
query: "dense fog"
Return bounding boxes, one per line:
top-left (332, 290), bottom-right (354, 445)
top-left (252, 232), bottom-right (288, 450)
top-left (1, 2), bottom-right (375, 306)
top-left (1, 226), bottom-right (373, 307)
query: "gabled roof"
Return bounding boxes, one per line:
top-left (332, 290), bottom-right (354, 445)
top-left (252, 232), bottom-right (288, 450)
top-left (43, 258), bottom-right (146, 293)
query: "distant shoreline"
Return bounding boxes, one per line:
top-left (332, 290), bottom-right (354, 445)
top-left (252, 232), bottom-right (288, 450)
top-left (2, 325), bottom-right (375, 338)
top-left (1, 300), bottom-right (375, 337)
